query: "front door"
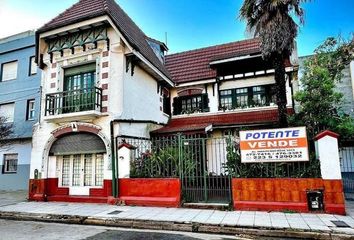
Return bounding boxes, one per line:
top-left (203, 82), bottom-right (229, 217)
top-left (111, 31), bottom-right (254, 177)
top-left (59, 154), bottom-right (104, 195)
top-left (181, 137), bottom-right (231, 204)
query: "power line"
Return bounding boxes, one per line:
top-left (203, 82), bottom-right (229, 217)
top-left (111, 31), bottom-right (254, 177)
top-left (0, 90), bottom-right (40, 104)
top-left (0, 87), bottom-right (39, 96)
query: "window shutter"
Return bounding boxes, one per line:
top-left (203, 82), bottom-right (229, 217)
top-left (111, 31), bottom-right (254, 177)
top-left (2, 61), bottom-right (18, 81)
top-left (173, 97), bottom-right (181, 115)
top-left (163, 96), bottom-right (171, 115)
top-left (49, 133), bottom-right (106, 156)
top-left (0, 103), bottom-right (15, 122)
top-left (202, 94), bottom-right (209, 112)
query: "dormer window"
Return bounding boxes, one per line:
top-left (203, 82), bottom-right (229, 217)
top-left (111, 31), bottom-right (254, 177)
top-left (146, 38), bottom-right (168, 63)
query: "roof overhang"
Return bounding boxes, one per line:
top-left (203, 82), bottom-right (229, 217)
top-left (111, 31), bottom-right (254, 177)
top-left (36, 15), bottom-right (174, 87)
top-left (210, 53), bottom-right (262, 66)
top-left (36, 15), bottom-right (110, 65)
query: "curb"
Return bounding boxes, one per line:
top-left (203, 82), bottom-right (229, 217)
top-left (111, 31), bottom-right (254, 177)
top-left (0, 211), bottom-right (352, 240)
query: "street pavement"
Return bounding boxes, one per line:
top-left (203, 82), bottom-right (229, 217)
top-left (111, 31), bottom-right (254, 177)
top-left (0, 191), bottom-right (354, 238)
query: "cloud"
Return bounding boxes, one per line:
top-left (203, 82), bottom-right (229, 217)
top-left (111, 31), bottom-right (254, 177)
top-left (0, 0), bottom-right (48, 38)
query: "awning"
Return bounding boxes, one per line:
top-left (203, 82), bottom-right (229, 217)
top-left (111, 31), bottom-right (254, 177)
top-left (50, 133), bottom-right (106, 156)
top-left (151, 108), bottom-right (293, 135)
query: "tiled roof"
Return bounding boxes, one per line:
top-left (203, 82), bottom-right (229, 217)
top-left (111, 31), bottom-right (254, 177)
top-left (152, 108), bottom-right (294, 134)
top-left (37, 0), bottom-right (171, 79)
top-left (165, 39), bottom-right (261, 84)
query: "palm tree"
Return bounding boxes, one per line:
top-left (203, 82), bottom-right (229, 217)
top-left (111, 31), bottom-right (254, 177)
top-left (240, 0), bottom-right (307, 127)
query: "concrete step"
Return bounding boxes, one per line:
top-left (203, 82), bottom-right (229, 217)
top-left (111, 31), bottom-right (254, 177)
top-left (47, 195), bottom-right (107, 204)
top-left (183, 202), bottom-right (230, 210)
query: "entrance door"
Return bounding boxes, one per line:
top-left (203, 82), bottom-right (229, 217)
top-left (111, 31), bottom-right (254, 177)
top-left (180, 137), bottom-right (231, 204)
top-left (59, 154), bottom-right (104, 195)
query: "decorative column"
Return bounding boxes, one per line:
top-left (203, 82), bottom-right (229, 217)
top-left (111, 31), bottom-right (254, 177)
top-left (314, 130), bottom-right (342, 180)
top-left (117, 143), bottom-right (135, 178)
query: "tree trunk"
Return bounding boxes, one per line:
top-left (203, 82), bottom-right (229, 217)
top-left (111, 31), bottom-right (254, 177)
top-left (273, 53), bottom-right (288, 127)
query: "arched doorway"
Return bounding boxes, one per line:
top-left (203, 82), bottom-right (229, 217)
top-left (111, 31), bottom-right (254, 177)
top-left (49, 132), bottom-right (107, 195)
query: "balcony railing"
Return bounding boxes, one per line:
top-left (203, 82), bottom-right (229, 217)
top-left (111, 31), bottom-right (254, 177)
top-left (45, 87), bottom-right (102, 116)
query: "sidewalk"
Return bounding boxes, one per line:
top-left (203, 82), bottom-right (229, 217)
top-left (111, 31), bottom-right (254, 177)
top-left (1, 200), bottom-right (354, 239)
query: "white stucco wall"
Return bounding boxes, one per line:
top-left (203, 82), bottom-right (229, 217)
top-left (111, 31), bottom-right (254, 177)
top-left (316, 135), bottom-right (342, 180)
top-left (122, 64), bottom-right (169, 124)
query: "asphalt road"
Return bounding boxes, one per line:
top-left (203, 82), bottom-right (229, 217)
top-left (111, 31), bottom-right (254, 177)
top-left (0, 219), bottom-right (249, 240)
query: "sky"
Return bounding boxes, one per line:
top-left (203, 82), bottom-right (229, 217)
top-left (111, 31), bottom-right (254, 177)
top-left (0, 0), bottom-right (353, 56)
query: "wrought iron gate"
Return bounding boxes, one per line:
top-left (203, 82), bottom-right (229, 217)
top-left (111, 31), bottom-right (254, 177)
top-left (179, 136), bottom-right (231, 204)
top-left (117, 134), bottom-right (232, 204)
top-left (339, 146), bottom-right (354, 198)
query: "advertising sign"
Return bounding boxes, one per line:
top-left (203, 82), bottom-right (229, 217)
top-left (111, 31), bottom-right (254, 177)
top-left (239, 127), bottom-right (309, 163)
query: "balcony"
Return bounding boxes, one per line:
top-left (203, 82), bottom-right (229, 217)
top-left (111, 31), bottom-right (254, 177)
top-left (44, 87), bottom-right (103, 122)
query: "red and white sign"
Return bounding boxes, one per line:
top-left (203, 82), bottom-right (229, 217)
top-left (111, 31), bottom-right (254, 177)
top-left (239, 127), bottom-right (309, 163)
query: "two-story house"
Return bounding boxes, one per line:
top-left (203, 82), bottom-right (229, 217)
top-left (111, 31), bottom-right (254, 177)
top-left (153, 39), bottom-right (298, 137)
top-left (29, 0), bottom-right (173, 201)
top-left (28, 0), bottom-right (299, 203)
top-left (0, 31), bottom-right (40, 190)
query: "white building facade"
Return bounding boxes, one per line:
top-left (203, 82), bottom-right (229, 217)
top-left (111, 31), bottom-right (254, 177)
top-left (29, 0), bottom-right (172, 201)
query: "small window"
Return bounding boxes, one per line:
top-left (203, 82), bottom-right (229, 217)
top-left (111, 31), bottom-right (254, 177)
top-left (2, 154), bottom-right (18, 174)
top-left (252, 86), bottom-right (266, 106)
top-left (236, 88), bottom-right (249, 107)
top-left (1, 61), bottom-right (18, 81)
top-left (220, 90), bottom-right (233, 110)
top-left (26, 99), bottom-right (35, 120)
top-left (0, 103), bottom-right (15, 123)
top-left (29, 56), bottom-right (37, 75)
top-left (173, 94), bottom-right (209, 115)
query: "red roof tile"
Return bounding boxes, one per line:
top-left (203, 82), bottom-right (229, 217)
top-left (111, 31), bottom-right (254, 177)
top-left (153, 108), bottom-right (296, 134)
top-left (37, 0), bottom-right (171, 79)
top-left (165, 39), bottom-right (261, 84)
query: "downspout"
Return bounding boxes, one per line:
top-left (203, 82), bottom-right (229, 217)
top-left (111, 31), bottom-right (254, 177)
top-left (110, 120), bottom-right (118, 198)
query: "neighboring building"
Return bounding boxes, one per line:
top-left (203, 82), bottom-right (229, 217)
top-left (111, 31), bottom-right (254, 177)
top-left (30, 0), bottom-right (172, 201)
top-left (298, 56), bottom-right (354, 118)
top-left (336, 61), bottom-right (354, 118)
top-left (0, 31), bottom-right (40, 190)
top-left (153, 40), bottom-right (298, 136)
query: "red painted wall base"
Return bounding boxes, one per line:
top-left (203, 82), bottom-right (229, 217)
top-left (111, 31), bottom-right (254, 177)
top-left (28, 178), bottom-right (113, 204)
top-left (28, 178), bottom-right (181, 207)
top-left (118, 178), bottom-right (181, 208)
top-left (232, 178), bottom-right (346, 215)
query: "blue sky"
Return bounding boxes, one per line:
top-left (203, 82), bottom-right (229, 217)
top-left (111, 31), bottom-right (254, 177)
top-left (0, 0), bottom-right (353, 56)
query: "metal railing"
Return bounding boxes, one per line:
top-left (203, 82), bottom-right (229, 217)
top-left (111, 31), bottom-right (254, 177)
top-left (118, 134), bottom-right (320, 179)
top-left (45, 87), bottom-right (102, 116)
top-left (117, 134), bottom-right (321, 203)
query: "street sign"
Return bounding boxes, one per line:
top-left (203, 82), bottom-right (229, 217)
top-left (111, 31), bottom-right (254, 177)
top-left (239, 127), bottom-right (309, 163)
